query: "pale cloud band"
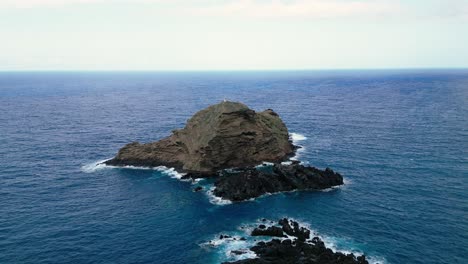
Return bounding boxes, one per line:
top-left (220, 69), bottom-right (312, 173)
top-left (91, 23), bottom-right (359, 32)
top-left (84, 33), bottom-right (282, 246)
top-left (0, 0), bottom-right (400, 18)
top-left (189, 0), bottom-right (400, 18)
top-left (0, 0), bottom-right (466, 70)
top-left (0, 0), bottom-right (166, 8)
top-left (2, 0), bottom-right (467, 19)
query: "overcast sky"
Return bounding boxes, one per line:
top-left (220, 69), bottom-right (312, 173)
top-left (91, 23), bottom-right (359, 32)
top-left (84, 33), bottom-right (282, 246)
top-left (1, 0), bottom-right (467, 70)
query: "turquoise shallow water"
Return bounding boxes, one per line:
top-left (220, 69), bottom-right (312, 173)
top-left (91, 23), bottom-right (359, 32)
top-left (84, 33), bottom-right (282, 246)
top-left (0, 70), bottom-right (467, 263)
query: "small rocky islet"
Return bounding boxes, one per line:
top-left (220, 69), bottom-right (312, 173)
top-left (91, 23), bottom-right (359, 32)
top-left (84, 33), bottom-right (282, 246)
top-left (105, 101), bottom-right (343, 202)
top-left (211, 218), bottom-right (368, 264)
top-left (105, 101), bottom-right (295, 174)
top-left (105, 101), bottom-right (370, 263)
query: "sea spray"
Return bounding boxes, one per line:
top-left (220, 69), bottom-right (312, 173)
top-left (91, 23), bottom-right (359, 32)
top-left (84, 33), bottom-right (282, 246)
top-left (289, 132), bottom-right (307, 161)
top-left (81, 159), bottom-right (187, 179)
top-left (204, 218), bottom-right (386, 264)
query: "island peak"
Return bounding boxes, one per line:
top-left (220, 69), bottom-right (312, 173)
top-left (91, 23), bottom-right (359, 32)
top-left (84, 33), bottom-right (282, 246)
top-left (106, 101), bottom-right (295, 174)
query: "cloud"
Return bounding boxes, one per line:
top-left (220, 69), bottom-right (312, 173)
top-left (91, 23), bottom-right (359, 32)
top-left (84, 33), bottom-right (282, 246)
top-left (0, 0), bottom-right (168, 8)
top-left (2, 0), bottom-right (466, 21)
top-left (0, 0), bottom-right (399, 17)
top-left (436, 0), bottom-right (468, 19)
top-left (189, 0), bottom-right (401, 19)
top-left (0, 0), bottom-right (98, 8)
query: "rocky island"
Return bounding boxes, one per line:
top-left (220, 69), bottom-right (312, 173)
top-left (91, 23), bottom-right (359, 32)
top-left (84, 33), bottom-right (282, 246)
top-left (105, 101), bottom-right (344, 201)
top-left (106, 101), bottom-right (295, 174)
top-left (213, 218), bottom-right (369, 264)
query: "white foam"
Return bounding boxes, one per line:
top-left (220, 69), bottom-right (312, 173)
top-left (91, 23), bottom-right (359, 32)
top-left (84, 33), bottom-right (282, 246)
top-left (200, 229), bottom-right (259, 262)
top-left (314, 225), bottom-right (387, 264)
top-left (206, 186), bottom-right (232, 205)
top-left (290, 132), bottom-right (307, 142)
top-left (212, 218), bottom-right (387, 264)
top-left (255, 162), bottom-right (274, 168)
top-left (289, 132), bottom-right (308, 161)
top-left (290, 149), bottom-right (304, 161)
top-left (161, 167), bottom-right (187, 180)
top-left (367, 256), bottom-right (388, 264)
top-left (80, 159), bottom-right (112, 173)
top-left (80, 159), bottom-right (186, 179)
top-left (344, 177), bottom-right (352, 185)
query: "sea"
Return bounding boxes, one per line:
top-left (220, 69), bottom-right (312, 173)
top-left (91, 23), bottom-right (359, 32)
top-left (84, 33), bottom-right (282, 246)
top-left (0, 70), bottom-right (467, 264)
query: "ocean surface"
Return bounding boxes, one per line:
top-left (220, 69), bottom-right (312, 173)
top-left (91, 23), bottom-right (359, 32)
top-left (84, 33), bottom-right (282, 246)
top-left (0, 70), bottom-right (467, 264)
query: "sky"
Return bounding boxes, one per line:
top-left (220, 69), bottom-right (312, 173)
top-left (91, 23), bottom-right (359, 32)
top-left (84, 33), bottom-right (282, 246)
top-left (1, 0), bottom-right (467, 71)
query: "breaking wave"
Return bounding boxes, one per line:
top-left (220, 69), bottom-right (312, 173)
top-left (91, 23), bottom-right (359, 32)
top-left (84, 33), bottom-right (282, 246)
top-left (202, 218), bottom-right (386, 264)
top-left (290, 132), bottom-right (307, 142)
top-left (80, 159), bottom-right (186, 179)
top-left (289, 132), bottom-right (307, 161)
top-left (206, 186), bottom-right (233, 206)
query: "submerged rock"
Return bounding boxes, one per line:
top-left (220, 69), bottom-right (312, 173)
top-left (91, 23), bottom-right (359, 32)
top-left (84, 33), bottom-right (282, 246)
top-left (223, 219), bottom-right (369, 264)
top-left (105, 101), bottom-right (295, 174)
top-left (213, 163), bottom-right (344, 202)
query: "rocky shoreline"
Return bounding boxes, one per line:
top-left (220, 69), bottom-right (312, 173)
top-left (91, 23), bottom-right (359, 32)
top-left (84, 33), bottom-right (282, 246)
top-left (208, 218), bottom-right (369, 264)
top-left (212, 162), bottom-right (343, 202)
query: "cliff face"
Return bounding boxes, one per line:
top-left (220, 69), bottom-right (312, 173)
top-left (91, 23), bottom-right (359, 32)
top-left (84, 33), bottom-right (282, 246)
top-left (213, 162), bottom-right (344, 202)
top-left (106, 101), bottom-right (295, 173)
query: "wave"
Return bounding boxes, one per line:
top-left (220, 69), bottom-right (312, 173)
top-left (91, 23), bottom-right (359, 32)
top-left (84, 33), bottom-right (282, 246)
top-left (203, 218), bottom-right (386, 264)
top-left (205, 180), bottom-right (347, 205)
top-left (289, 132), bottom-right (307, 161)
top-left (254, 161), bottom-right (274, 168)
top-left (80, 159), bottom-right (186, 179)
top-left (285, 218), bottom-right (386, 264)
top-left (80, 159), bottom-right (112, 173)
top-left (201, 236), bottom-right (257, 262)
top-left (200, 221), bottom-right (267, 262)
top-left (82, 159), bottom-right (233, 205)
top-left (320, 234), bottom-right (387, 264)
top-left (290, 132), bottom-right (307, 142)
top-left (206, 186), bottom-right (232, 205)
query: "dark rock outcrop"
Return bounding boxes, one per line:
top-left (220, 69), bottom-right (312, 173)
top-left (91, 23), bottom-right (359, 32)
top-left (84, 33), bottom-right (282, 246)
top-left (251, 226), bottom-right (285, 237)
top-left (105, 101), bottom-right (294, 174)
top-left (223, 219), bottom-right (369, 264)
top-left (279, 218), bottom-right (310, 242)
top-left (213, 163), bottom-right (343, 202)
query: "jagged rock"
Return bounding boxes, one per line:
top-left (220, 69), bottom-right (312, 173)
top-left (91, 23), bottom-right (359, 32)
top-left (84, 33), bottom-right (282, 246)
top-left (230, 250), bottom-right (247, 255)
top-left (223, 219), bottom-right (369, 264)
top-left (105, 101), bottom-right (294, 174)
top-left (277, 218), bottom-right (310, 242)
top-left (213, 163), bottom-right (343, 202)
top-left (251, 226), bottom-right (285, 237)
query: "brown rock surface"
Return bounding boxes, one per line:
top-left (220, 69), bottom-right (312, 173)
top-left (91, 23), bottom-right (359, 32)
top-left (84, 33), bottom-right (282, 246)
top-left (105, 101), bottom-right (295, 174)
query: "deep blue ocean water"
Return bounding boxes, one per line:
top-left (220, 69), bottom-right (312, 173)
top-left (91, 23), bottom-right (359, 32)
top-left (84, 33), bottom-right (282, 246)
top-left (0, 70), bottom-right (467, 264)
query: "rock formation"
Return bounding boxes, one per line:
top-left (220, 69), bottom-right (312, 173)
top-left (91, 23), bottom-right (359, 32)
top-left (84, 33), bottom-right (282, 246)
top-left (105, 101), bottom-right (344, 202)
top-left (212, 162), bottom-right (344, 202)
top-left (105, 101), bottom-right (295, 174)
top-left (223, 219), bottom-right (369, 264)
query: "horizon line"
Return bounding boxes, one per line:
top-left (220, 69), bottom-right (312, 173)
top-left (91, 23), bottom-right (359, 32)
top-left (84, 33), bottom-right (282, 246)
top-left (1, 67), bottom-right (468, 73)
